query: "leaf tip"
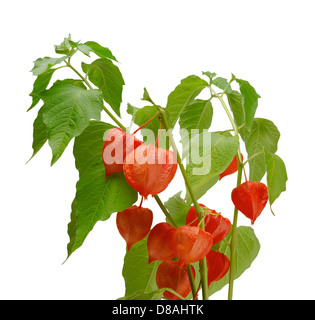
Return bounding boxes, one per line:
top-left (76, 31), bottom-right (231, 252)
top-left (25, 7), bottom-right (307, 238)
top-left (270, 204), bottom-right (276, 216)
top-left (25, 156), bottom-right (33, 165)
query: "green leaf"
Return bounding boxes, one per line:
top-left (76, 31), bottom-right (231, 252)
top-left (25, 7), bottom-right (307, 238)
top-left (77, 44), bottom-right (92, 57)
top-left (141, 87), bottom-right (155, 105)
top-left (118, 289), bottom-right (165, 300)
top-left (245, 118), bottom-right (280, 182)
top-left (164, 192), bottom-right (191, 226)
top-left (28, 105), bottom-right (48, 160)
top-left (84, 41), bottom-right (118, 62)
top-left (166, 75), bottom-right (209, 127)
top-left (54, 78), bottom-right (87, 89)
top-left (81, 62), bottom-right (90, 74)
top-left (179, 99), bottom-right (213, 135)
top-left (127, 104), bottom-right (170, 149)
top-left (68, 168), bottom-right (138, 258)
top-left (84, 58), bottom-right (124, 117)
top-left (122, 237), bottom-right (160, 298)
top-left (185, 132), bottom-right (239, 201)
top-left (227, 91), bottom-right (244, 127)
top-left (128, 105), bottom-right (159, 137)
top-left (212, 77), bottom-right (232, 93)
top-left (265, 150), bottom-right (288, 213)
top-left (235, 77), bottom-right (261, 129)
top-left (66, 121), bottom-right (134, 259)
top-left (126, 103), bottom-right (139, 116)
top-left (128, 105), bottom-right (159, 142)
top-left (202, 71), bottom-right (217, 81)
top-left (73, 120), bottom-right (114, 175)
top-left (54, 34), bottom-right (72, 54)
top-left (41, 80), bottom-right (104, 165)
top-left (28, 68), bottom-right (56, 111)
top-left (65, 200), bottom-right (77, 262)
top-left (226, 90), bottom-right (251, 141)
top-left (31, 56), bottom-right (67, 76)
top-left (209, 226), bottom-right (260, 296)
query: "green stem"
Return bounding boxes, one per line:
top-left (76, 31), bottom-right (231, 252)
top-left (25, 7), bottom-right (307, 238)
top-left (228, 163), bottom-right (242, 300)
top-left (187, 264), bottom-right (198, 300)
top-left (157, 106), bottom-right (208, 300)
top-left (243, 150), bottom-right (265, 166)
top-left (153, 195), bottom-right (177, 228)
top-left (65, 61), bottom-right (126, 130)
top-left (65, 60), bottom-right (92, 88)
top-left (211, 86), bottom-right (244, 300)
top-left (211, 88), bottom-right (238, 135)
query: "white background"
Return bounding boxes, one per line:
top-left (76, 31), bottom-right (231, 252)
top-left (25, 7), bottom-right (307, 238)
top-left (1, 0), bottom-right (314, 300)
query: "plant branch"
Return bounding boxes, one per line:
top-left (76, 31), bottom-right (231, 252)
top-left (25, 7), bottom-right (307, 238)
top-left (211, 85), bottom-right (244, 300)
top-left (153, 195), bottom-right (177, 228)
top-left (187, 264), bottom-right (198, 300)
top-left (65, 60), bottom-right (92, 88)
top-left (228, 163), bottom-right (242, 300)
top-left (243, 150), bottom-right (265, 166)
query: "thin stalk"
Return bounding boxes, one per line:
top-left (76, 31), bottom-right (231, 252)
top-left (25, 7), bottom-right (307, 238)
top-left (152, 195), bottom-right (177, 228)
top-left (187, 264), bottom-right (198, 300)
top-left (211, 87), bottom-right (244, 300)
top-left (157, 106), bottom-right (208, 300)
top-left (65, 61), bottom-right (126, 130)
top-left (132, 112), bottom-right (158, 135)
top-left (243, 150), bottom-right (265, 166)
top-left (228, 163), bottom-right (243, 300)
top-left (65, 60), bottom-right (92, 88)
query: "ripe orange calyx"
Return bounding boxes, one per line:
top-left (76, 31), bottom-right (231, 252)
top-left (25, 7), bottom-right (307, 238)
top-left (116, 205), bottom-right (153, 251)
top-left (123, 144), bottom-right (177, 198)
top-left (102, 128), bottom-right (143, 177)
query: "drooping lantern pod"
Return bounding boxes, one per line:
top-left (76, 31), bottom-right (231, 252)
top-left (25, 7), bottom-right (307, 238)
top-left (231, 181), bottom-right (268, 224)
top-left (171, 225), bottom-right (213, 265)
top-left (219, 153), bottom-right (244, 180)
top-left (186, 204), bottom-right (231, 245)
top-left (206, 250), bottom-right (230, 286)
top-left (156, 261), bottom-right (195, 300)
top-left (102, 128), bottom-right (143, 177)
top-left (123, 144), bottom-right (177, 199)
top-left (147, 222), bottom-right (176, 263)
top-left (116, 205), bottom-right (153, 251)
